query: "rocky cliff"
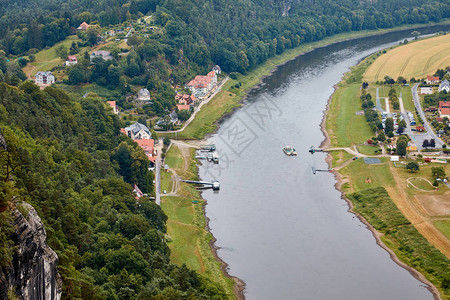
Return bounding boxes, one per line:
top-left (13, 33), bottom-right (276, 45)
top-left (0, 202), bottom-right (61, 300)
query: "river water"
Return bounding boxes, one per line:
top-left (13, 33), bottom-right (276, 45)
top-left (199, 25), bottom-right (450, 300)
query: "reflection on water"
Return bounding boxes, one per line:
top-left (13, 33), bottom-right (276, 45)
top-left (199, 25), bottom-right (449, 300)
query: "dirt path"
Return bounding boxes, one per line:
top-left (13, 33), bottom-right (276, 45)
top-left (387, 166), bottom-right (450, 258)
top-left (162, 142), bottom-right (197, 196)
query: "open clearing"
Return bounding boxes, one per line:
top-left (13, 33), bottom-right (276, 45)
top-left (415, 195), bottom-right (450, 216)
top-left (364, 34), bottom-right (450, 82)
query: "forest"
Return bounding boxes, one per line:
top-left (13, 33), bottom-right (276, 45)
top-left (0, 52), bottom-right (226, 298)
top-left (1, 0), bottom-right (449, 116)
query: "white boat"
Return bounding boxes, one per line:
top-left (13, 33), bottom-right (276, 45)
top-left (283, 145), bottom-right (297, 156)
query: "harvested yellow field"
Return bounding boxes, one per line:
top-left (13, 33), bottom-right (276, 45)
top-left (364, 34), bottom-right (450, 82)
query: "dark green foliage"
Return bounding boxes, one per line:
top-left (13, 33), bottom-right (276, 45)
top-left (406, 161), bottom-right (419, 172)
top-left (0, 80), bottom-right (225, 298)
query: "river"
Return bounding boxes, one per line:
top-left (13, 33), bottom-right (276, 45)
top-left (198, 25), bottom-right (450, 300)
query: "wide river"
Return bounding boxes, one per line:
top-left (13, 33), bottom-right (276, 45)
top-left (199, 25), bottom-right (450, 300)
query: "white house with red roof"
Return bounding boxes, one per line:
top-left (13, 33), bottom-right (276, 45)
top-left (107, 101), bottom-right (119, 114)
top-left (426, 75), bottom-right (440, 85)
top-left (185, 71), bottom-right (217, 98)
top-left (438, 101), bottom-right (450, 118)
top-left (65, 55), bottom-right (78, 66)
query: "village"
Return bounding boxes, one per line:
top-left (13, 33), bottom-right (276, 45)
top-left (28, 19), bottom-right (227, 198)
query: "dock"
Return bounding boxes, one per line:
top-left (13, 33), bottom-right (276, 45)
top-left (181, 179), bottom-right (220, 190)
top-left (309, 146), bottom-right (325, 153)
top-left (312, 167), bottom-right (332, 175)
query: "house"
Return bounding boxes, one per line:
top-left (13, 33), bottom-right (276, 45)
top-left (135, 139), bottom-right (155, 160)
top-left (90, 50), bottom-right (113, 62)
top-left (426, 75), bottom-right (440, 85)
top-left (77, 22), bottom-right (90, 31)
top-left (420, 86), bottom-right (433, 94)
top-left (176, 94), bottom-right (196, 105)
top-left (425, 107), bottom-right (437, 112)
top-left (169, 111), bottom-right (179, 124)
top-left (185, 71), bottom-right (218, 98)
top-left (34, 71), bottom-right (55, 85)
top-left (177, 104), bottom-right (190, 111)
top-left (438, 101), bottom-right (450, 118)
top-left (107, 101), bottom-right (119, 114)
top-left (65, 55), bottom-right (78, 66)
top-left (438, 79), bottom-right (450, 93)
top-left (212, 65), bottom-right (222, 74)
top-left (124, 122), bottom-right (152, 139)
top-left (138, 88), bottom-right (151, 101)
top-left (133, 184), bottom-right (144, 199)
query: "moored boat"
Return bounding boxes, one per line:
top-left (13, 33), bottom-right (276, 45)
top-left (283, 145), bottom-right (297, 156)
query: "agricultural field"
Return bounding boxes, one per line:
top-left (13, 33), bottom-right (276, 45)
top-left (364, 34), bottom-right (450, 82)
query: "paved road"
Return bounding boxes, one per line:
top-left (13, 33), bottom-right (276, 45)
top-left (411, 84), bottom-right (444, 148)
top-left (376, 88), bottom-right (384, 112)
top-left (155, 159), bottom-right (161, 205)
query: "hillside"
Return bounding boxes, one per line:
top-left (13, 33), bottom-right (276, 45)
top-left (0, 76), bottom-right (228, 298)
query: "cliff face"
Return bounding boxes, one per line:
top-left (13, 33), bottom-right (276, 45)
top-left (0, 202), bottom-right (61, 300)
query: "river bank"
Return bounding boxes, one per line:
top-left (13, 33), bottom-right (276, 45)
top-left (165, 21), bottom-right (450, 300)
top-left (169, 20), bottom-right (450, 141)
top-left (321, 41), bottom-right (449, 299)
top-left (320, 86), bottom-right (441, 300)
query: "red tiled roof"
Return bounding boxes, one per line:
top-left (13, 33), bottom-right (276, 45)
top-left (439, 107), bottom-right (450, 116)
top-left (427, 75), bottom-right (439, 81)
top-left (120, 128), bottom-right (127, 135)
top-left (107, 101), bottom-right (116, 107)
top-left (439, 101), bottom-right (450, 109)
top-left (67, 55), bottom-right (77, 61)
top-left (177, 105), bottom-right (190, 111)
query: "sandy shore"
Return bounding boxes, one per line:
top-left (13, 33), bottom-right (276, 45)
top-left (319, 84), bottom-right (441, 300)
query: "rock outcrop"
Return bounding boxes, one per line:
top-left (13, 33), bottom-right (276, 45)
top-left (0, 202), bottom-right (61, 300)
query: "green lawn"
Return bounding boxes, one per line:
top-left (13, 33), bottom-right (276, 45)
top-left (160, 171), bottom-right (172, 194)
top-left (339, 158), bottom-right (395, 192)
top-left (357, 145), bottom-right (381, 155)
top-left (161, 150), bottom-right (235, 298)
top-left (329, 150), bottom-right (354, 168)
top-left (433, 220), bottom-right (450, 241)
top-left (163, 195), bottom-right (201, 269)
top-left (327, 84), bottom-right (373, 147)
top-left (34, 36), bottom-right (80, 61)
top-left (165, 145), bottom-right (183, 170)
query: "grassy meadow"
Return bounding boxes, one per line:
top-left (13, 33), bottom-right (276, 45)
top-left (161, 147), bottom-right (236, 298)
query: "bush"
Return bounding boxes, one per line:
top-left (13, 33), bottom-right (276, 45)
top-left (229, 73), bottom-right (238, 80)
top-left (163, 137), bottom-right (171, 146)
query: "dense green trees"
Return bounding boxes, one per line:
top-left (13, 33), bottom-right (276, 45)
top-left (0, 78), bottom-right (225, 298)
